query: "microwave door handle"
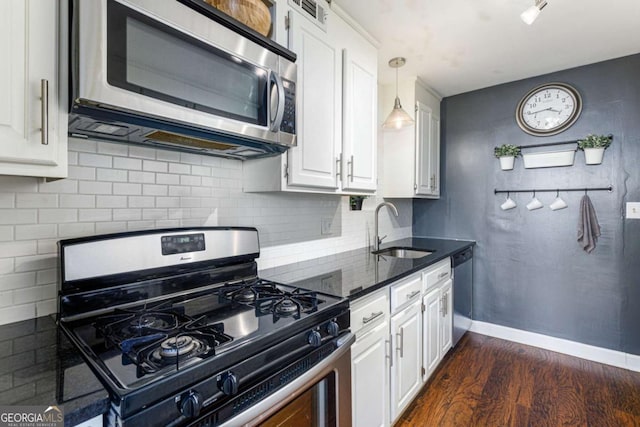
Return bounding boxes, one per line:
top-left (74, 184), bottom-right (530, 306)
top-left (269, 71), bottom-right (286, 132)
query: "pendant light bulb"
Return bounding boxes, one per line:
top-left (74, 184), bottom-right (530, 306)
top-left (520, 0), bottom-right (547, 25)
top-left (383, 57), bottom-right (414, 130)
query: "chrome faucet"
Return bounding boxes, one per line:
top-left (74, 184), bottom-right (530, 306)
top-left (374, 202), bottom-right (399, 251)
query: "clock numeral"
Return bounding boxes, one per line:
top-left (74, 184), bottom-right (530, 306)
top-left (528, 103), bottom-right (537, 108)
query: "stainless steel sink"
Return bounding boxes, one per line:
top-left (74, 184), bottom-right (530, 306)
top-left (373, 247), bottom-right (433, 259)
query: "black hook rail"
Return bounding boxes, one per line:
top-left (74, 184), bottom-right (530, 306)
top-left (494, 186), bottom-right (613, 195)
top-left (516, 134), bottom-right (613, 150)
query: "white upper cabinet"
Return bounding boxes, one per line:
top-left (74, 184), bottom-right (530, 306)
top-left (286, 6), bottom-right (341, 189)
top-left (382, 79), bottom-right (441, 198)
top-left (243, 2), bottom-right (377, 194)
top-left (0, 0), bottom-right (67, 178)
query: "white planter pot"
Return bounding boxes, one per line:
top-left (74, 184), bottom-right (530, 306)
top-left (499, 156), bottom-right (515, 170)
top-left (584, 148), bottom-right (605, 165)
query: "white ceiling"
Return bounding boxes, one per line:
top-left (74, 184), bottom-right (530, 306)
top-left (334, 0), bottom-right (640, 97)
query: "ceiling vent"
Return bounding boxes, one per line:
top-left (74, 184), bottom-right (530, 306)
top-left (288, 0), bottom-right (327, 31)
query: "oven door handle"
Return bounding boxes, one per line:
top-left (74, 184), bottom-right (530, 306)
top-left (218, 332), bottom-right (355, 427)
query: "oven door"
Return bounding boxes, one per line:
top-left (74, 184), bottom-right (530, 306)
top-left (220, 333), bottom-right (354, 427)
top-left (74, 0), bottom-right (295, 146)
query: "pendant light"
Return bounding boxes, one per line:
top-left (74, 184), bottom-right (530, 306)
top-left (382, 57), bottom-right (414, 130)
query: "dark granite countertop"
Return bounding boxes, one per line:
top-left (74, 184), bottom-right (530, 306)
top-left (260, 237), bottom-right (475, 300)
top-left (0, 315), bottom-right (109, 426)
top-left (0, 238), bottom-right (473, 426)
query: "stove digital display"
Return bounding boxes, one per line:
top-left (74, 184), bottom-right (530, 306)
top-left (161, 233), bottom-right (205, 255)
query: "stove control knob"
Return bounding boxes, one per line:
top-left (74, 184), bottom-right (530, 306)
top-left (219, 372), bottom-right (239, 396)
top-left (180, 390), bottom-right (202, 419)
top-left (326, 321), bottom-right (340, 337)
top-left (308, 330), bottom-right (322, 347)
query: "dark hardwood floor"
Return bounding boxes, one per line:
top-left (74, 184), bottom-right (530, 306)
top-left (395, 332), bottom-right (640, 427)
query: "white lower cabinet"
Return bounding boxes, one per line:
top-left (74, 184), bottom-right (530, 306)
top-left (422, 278), bottom-right (453, 382)
top-left (350, 289), bottom-right (390, 427)
top-left (390, 297), bottom-right (422, 422)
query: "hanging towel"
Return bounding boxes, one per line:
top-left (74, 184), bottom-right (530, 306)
top-left (577, 195), bottom-right (601, 253)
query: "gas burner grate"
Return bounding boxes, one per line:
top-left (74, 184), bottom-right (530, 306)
top-left (255, 288), bottom-right (319, 320)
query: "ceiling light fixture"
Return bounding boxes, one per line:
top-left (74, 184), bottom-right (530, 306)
top-left (520, 0), bottom-right (548, 25)
top-left (382, 57), bottom-right (414, 130)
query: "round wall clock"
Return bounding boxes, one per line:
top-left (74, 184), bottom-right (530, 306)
top-left (515, 82), bottom-right (582, 136)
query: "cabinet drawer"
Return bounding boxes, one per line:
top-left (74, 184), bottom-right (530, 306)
top-left (351, 290), bottom-right (389, 335)
top-left (423, 258), bottom-right (451, 292)
top-left (390, 274), bottom-right (422, 314)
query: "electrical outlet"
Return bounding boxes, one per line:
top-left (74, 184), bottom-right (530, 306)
top-left (626, 202), bottom-right (640, 219)
top-left (321, 218), bottom-right (332, 235)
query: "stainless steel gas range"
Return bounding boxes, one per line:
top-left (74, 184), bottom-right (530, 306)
top-left (57, 227), bottom-right (353, 426)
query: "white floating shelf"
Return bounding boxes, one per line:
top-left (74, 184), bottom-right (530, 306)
top-left (522, 149), bottom-right (576, 169)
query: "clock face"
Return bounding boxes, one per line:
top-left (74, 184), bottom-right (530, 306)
top-left (516, 83), bottom-right (582, 136)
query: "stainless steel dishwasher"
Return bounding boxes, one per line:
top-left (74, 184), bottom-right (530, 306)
top-left (452, 247), bottom-right (473, 346)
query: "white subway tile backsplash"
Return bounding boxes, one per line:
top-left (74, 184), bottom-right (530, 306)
top-left (79, 209), bottom-right (112, 222)
top-left (169, 163), bottom-right (191, 174)
top-left (59, 194), bottom-right (95, 208)
top-left (128, 171), bottom-right (155, 184)
top-left (113, 183), bottom-right (142, 195)
top-left (68, 138), bottom-right (97, 153)
top-left (143, 160), bottom-right (168, 173)
top-left (0, 259), bottom-right (13, 275)
top-left (113, 157), bottom-right (142, 170)
top-left (14, 255), bottom-right (57, 273)
top-left (97, 142), bottom-right (129, 156)
top-left (79, 152), bottom-right (112, 168)
top-left (0, 139), bottom-right (410, 326)
top-left (79, 180), bottom-right (112, 195)
top-left (0, 193), bottom-right (15, 208)
top-left (156, 173), bottom-right (180, 185)
top-left (38, 178), bottom-right (77, 193)
top-left (16, 193), bottom-right (57, 208)
top-left (143, 184), bottom-right (168, 196)
top-left (0, 272), bottom-right (37, 290)
top-left (97, 168), bottom-right (128, 182)
top-left (129, 146), bottom-right (156, 160)
top-left (96, 195), bottom-right (127, 208)
top-left (0, 209), bottom-right (37, 225)
top-left (39, 209), bottom-right (77, 224)
top-left (15, 224), bottom-right (57, 241)
top-left (68, 165), bottom-right (97, 180)
top-left (0, 226), bottom-right (13, 242)
top-left (128, 196), bottom-right (155, 208)
top-left (58, 222), bottom-right (95, 238)
top-left (113, 209), bottom-right (142, 221)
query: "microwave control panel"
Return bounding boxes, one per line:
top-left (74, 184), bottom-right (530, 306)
top-left (281, 79), bottom-right (296, 135)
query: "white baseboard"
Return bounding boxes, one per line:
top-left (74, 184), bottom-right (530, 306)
top-left (470, 320), bottom-right (639, 372)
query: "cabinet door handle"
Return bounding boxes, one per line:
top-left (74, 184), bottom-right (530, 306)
top-left (397, 327), bottom-right (404, 358)
top-left (438, 272), bottom-right (448, 279)
top-left (440, 295), bottom-right (444, 317)
top-left (362, 311), bottom-right (383, 324)
top-left (386, 338), bottom-right (393, 367)
top-left (406, 290), bottom-right (420, 300)
top-left (40, 79), bottom-right (49, 145)
top-left (347, 155), bottom-right (354, 182)
top-left (336, 153), bottom-right (342, 179)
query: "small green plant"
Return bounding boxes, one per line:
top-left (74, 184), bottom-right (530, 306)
top-left (349, 195), bottom-right (367, 210)
top-left (577, 134), bottom-right (612, 150)
top-left (494, 144), bottom-right (521, 158)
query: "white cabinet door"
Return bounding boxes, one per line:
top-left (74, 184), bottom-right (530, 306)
top-left (423, 286), bottom-right (441, 381)
top-left (414, 101), bottom-right (432, 195)
top-left (341, 46), bottom-right (376, 192)
top-left (0, 0), bottom-right (67, 178)
top-left (428, 115), bottom-right (441, 197)
top-left (286, 10), bottom-right (340, 189)
top-left (440, 279), bottom-right (453, 355)
top-left (351, 320), bottom-right (390, 427)
top-left (390, 299), bottom-right (422, 423)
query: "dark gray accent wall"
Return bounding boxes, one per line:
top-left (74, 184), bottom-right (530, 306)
top-left (413, 54), bottom-right (640, 355)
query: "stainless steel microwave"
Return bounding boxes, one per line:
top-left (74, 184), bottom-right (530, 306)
top-left (68, 0), bottom-right (297, 159)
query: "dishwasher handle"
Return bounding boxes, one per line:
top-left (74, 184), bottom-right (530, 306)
top-left (453, 247), bottom-right (473, 267)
